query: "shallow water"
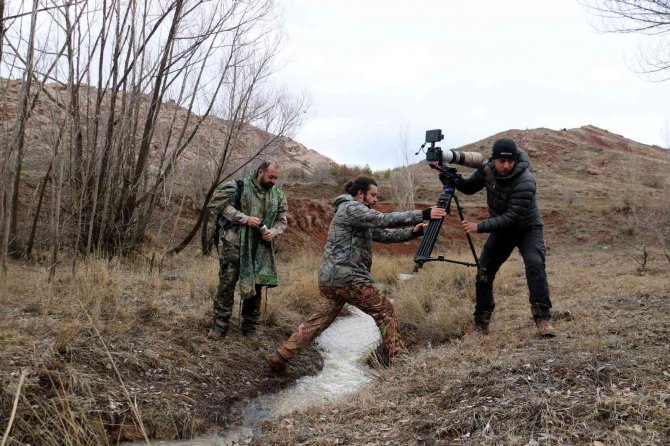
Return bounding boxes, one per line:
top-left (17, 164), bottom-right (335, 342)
top-left (128, 307), bottom-right (381, 445)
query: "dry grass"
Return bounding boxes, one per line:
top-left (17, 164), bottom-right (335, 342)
top-left (254, 247), bottom-right (670, 446)
top-left (74, 258), bottom-right (121, 322)
top-left (265, 249), bottom-right (324, 324)
top-left (266, 250), bottom-right (480, 348)
top-left (2, 243), bottom-right (668, 445)
top-left (0, 248), bottom-right (324, 445)
top-left (373, 254), bottom-right (479, 345)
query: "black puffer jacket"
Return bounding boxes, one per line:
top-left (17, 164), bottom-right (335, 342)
top-left (456, 149), bottom-right (543, 233)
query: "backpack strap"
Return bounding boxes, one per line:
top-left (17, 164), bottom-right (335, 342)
top-left (234, 179), bottom-right (244, 210)
top-left (213, 179), bottom-right (245, 245)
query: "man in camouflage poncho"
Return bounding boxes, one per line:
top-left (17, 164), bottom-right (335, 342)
top-left (206, 161), bottom-right (287, 338)
top-left (265, 176), bottom-right (446, 372)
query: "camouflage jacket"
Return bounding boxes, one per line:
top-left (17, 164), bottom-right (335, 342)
top-left (456, 149), bottom-right (543, 233)
top-left (207, 177), bottom-right (288, 246)
top-left (318, 194), bottom-right (423, 287)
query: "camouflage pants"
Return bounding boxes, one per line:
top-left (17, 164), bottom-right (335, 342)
top-left (213, 240), bottom-right (262, 333)
top-left (277, 284), bottom-right (407, 363)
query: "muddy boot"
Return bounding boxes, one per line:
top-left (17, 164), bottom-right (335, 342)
top-left (536, 319), bottom-right (557, 338)
top-left (265, 351), bottom-right (288, 374)
top-left (207, 327), bottom-right (227, 340)
top-left (241, 325), bottom-right (257, 337)
top-left (463, 321), bottom-right (491, 339)
top-left (241, 292), bottom-right (261, 337)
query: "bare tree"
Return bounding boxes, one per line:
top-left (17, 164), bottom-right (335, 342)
top-left (0, 0), bottom-right (8, 282)
top-left (168, 85), bottom-right (310, 256)
top-left (6, 0), bottom-right (39, 257)
top-left (619, 152), bottom-right (670, 272)
top-left (1, 0), bottom-right (301, 266)
top-left (584, 1), bottom-right (670, 79)
top-left (389, 128), bottom-right (417, 211)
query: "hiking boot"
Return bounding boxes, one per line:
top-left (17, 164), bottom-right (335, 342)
top-left (241, 327), bottom-right (257, 337)
top-left (463, 322), bottom-right (490, 339)
top-left (536, 319), bottom-right (557, 338)
top-left (265, 352), bottom-right (288, 374)
top-left (207, 328), bottom-right (227, 340)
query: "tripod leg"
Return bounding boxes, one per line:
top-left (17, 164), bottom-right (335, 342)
top-left (453, 194), bottom-right (480, 268)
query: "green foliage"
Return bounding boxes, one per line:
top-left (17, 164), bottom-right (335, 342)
top-left (362, 163), bottom-right (373, 176)
top-left (329, 162), bottom-right (340, 176)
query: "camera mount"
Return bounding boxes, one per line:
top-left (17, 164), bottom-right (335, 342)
top-left (413, 129), bottom-right (481, 272)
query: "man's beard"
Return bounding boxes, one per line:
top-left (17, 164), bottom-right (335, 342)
top-left (260, 178), bottom-right (273, 190)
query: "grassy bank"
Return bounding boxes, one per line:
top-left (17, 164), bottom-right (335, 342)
top-left (0, 249), bottom-right (327, 444)
top-left (1, 245), bottom-right (668, 444)
top-left (254, 247), bottom-right (670, 445)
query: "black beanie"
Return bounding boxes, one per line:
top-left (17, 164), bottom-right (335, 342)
top-left (491, 138), bottom-right (519, 160)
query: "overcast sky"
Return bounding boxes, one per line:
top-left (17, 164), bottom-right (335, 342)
top-left (274, 0), bottom-right (670, 170)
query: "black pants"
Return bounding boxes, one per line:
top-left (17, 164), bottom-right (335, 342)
top-left (475, 225), bottom-right (551, 323)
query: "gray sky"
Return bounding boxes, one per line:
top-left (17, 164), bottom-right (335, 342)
top-left (274, 0), bottom-right (670, 170)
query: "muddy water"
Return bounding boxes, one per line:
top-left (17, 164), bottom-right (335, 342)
top-left (134, 307), bottom-right (381, 446)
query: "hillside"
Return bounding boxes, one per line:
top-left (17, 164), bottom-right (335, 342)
top-left (284, 125), bottom-right (670, 255)
top-left (0, 78), bottom-right (333, 253)
top-left (2, 74), bottom-right (670, 445)
top-left (3, 74), bottom-right (667, 254)
top-left (0, 79), bottom-right (333, 181)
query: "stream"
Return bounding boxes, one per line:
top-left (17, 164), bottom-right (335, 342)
top-left (133, 306), bottom-right (381, 445)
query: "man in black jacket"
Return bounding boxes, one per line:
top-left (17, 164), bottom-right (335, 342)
top-left (456, 138), bottom-right (556, 338)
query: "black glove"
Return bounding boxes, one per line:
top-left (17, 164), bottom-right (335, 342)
top-left (422, 208), bottom-right (435, 220)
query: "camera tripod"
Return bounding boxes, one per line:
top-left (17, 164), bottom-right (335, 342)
top-left (413, 163), bottom-right (480, 272)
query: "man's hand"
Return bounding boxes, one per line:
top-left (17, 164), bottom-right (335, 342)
top-left (429, 207), bottom-right (447, 219)
top-left (461, 220), bottom-right (479, 234)
top-left (247, 217), bottom-right (262, 228)
top-left (262, 229), bottom-right (277, 241)
top-left (413, 222), bottom-right (428, 235)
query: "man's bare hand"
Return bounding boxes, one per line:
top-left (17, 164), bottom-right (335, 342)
top-left (247, 217), bottom-right (262, 228)
top-left (430, 207), bottom-right (447, 219)
top-left (461, 220), bottom-right (479, 234)
top-left (262, 229), bottom-right (276, 241)
top-left (413, 222), bottom-right (428, 234)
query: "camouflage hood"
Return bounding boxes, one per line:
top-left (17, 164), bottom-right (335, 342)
top-left (331, 194), bottom-right (355, 213)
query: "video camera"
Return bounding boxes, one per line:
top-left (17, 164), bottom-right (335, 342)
top-left (422, 129), bottom-right (484, 168)
top-left (413, 129), bottom-right (481, 272)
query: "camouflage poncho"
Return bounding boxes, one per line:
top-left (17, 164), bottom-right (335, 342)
top-left (318, 194), bottom-right (423, 287)
top-left (208, 176), bottom-right (287, 298)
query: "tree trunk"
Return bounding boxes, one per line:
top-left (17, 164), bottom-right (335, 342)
top-left (122, 0), bottom-right (184, 244)
top-left (25, 161), bottom-right (52, 258)
top-left (167, 184), bottom-right (216, 256)
top-left (201, 208), bottom-right (213, 255)
top-left (8, 0), bottom-right (40, 258)
top-left (0, 0), bottom-right (7, 277)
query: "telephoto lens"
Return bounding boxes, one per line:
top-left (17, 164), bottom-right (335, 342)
top-left (443, 150), bottom-right (484, 168)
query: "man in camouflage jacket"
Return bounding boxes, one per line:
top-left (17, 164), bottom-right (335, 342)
top-left (206, 161), bottom-right (287, 338)
top-left (265, 176), bottom-right (446, 372)
top-left (456, 138), bottom-right (555, 338)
